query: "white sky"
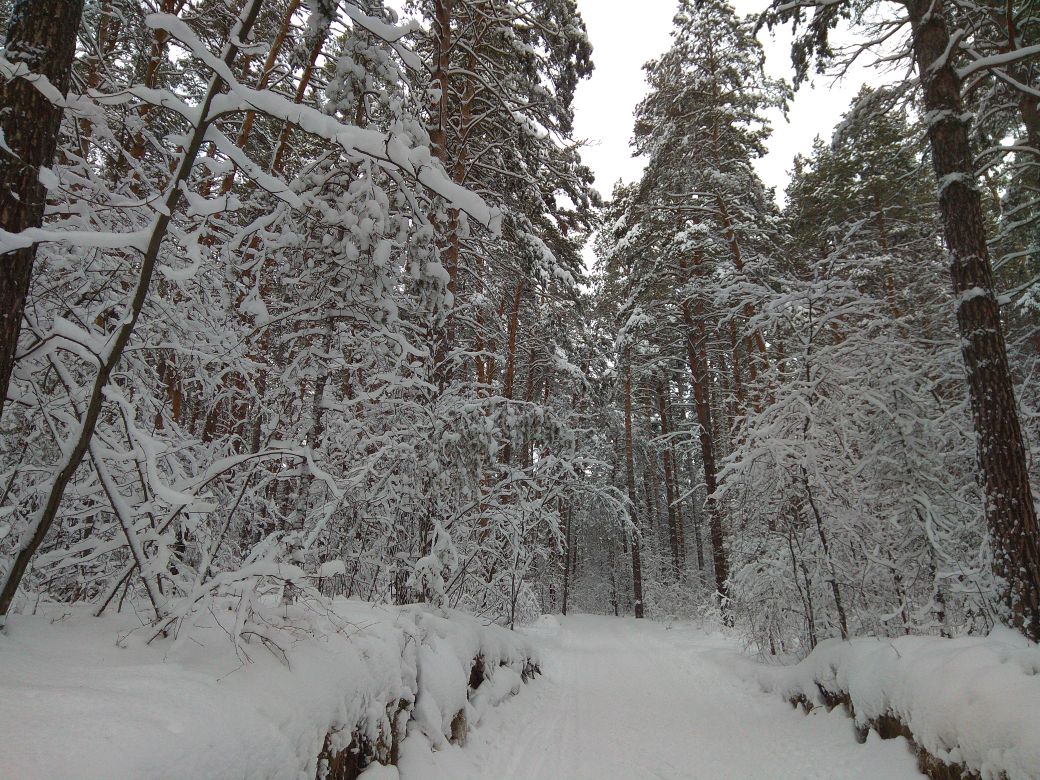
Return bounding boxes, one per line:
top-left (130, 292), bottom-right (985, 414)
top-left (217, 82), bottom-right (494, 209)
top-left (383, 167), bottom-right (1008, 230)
top-left (571, 0), bottom-right (883, 204)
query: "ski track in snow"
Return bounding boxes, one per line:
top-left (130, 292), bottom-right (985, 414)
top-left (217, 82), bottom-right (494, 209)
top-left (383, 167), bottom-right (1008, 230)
top-left (404, 614), bottom-right (924, 780)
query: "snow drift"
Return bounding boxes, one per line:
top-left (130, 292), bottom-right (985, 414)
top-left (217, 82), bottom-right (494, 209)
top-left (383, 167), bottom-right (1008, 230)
top-left (746, 629), bottom-right (1040, 780)
top-left (0, 599), bottom-right (539, 780)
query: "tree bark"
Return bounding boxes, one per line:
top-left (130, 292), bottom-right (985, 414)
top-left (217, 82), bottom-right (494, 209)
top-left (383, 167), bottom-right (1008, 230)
top-left (561, 502), bottom-right (570, 616)
top-left (0, 0), bottom-right (85, 420)
top-left (656, 379), bottom-right (682, 579)
top-left (500, 278), bottom-right (525, 464)
top-left (802, 470), bottom-right (849, 639)
top-left (429, 0), bottom-right (461, 390)
top-left (679, 254), bottom-right (729, 605)
top-left (623, 353), bottom-right (644, 618)
top-left (909, 0), bottom-right (1040, 640)
top-left (642, 462), bottom-right (661, 544)
top-left (0, 0), bottom-right (263, 624)
top-left (686, 453), bottom-right (705, 571)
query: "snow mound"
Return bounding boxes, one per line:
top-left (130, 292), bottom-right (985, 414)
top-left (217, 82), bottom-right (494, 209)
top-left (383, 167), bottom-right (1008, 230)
top-left (0, 599), bottom-right (538, 780)
top-left (746, 629), bottom-right (1040, 779)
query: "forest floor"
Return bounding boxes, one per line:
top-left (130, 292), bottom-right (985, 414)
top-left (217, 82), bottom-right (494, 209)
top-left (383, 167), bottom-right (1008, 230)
top-left (405, 614), bottom-right (926, 780)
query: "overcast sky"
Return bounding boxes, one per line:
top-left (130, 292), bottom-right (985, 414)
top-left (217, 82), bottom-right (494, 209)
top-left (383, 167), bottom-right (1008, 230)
top-left (571, 0), bottom-right (881, 204)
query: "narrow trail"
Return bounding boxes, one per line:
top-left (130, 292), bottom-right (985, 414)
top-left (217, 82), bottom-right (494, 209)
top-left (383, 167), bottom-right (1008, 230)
top-left (403, 615), bottom-right (924, 779)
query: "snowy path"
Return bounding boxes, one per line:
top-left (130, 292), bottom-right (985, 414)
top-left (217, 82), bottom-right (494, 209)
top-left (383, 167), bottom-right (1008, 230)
top-left (402, 614), bottom-right (924, 779)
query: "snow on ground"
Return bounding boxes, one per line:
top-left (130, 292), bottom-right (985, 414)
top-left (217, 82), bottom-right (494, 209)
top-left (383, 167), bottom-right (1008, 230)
top-left (742, 629), bottom-right (1040, 780)
top-left (0, 599), bottom-right (536, 780)
top-left (13, 605), bottom-right (1029, 780)
top-left (399, 614), bottom-right (924, 780)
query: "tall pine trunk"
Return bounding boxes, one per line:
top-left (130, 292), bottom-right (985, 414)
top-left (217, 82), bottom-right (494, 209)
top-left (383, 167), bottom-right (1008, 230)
top-left (908, 0), bottom-right (1040, 640)
top-left (656, 379), bottom-right (682, 579)
top-left (500, 278), bottom-right (525, 465)
top-left (686, 453), bottom-right (706, 571)
top-left (0, 0), bottom-right (85, 420)
top-left (429, 0), bottom-right (459, 390)
top-left (623, 352), bottom-right (645, 618)
top-left (679, 254), bottom-right (729, 606)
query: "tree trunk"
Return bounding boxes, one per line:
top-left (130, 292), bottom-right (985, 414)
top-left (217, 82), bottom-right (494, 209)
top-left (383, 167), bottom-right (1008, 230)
top-left (0, 0), bottom-right (85, 421)
top-left (909, 0), bottom-right (1040, 640)
top-left (502, 279), bottom-right (525, 401)
top-left (429, 0), bottom-right (460, 390)
top-left (0, 0), bottom-right (263, 625)
top-left (686, 453), bottom-right (706, 571)
top-left (656, 379), bottom-right (682, 579)
top-left (500, 278), bottom-right (525, 464)
top-left (623, 353), bottom-right (644, 618)
top-left (679, 254), bottom-right (729, 605)
top-left (561, 501), bottom-right (572, 617)
top-left (802, 471), bottom-right (849, 639)
top-left (642, 462), bottom-right (661, 545)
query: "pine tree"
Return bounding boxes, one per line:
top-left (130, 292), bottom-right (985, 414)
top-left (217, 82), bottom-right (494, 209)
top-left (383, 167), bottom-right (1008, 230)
top-left (624, 0), bottom-right (787, 607)
top-left (762, 0), bottom-right (1040, 643)
top-left (0, 0), bottom-right (85, 421)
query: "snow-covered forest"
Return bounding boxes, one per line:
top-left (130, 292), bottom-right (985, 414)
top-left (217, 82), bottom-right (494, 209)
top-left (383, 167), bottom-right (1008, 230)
top-left (0, 0), bottom-right (1038, 777)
